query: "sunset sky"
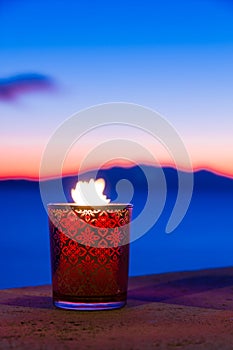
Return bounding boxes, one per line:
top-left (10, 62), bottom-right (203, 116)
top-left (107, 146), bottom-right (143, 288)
top-left (1, 0), bottom-right (233, 179)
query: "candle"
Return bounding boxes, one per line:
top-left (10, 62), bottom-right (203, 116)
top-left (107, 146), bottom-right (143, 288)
top-left (48, 178), bottom-right (132, 310)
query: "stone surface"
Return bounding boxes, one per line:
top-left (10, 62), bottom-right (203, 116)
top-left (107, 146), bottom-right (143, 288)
top-left (1, 267), bottom-right (233, 349)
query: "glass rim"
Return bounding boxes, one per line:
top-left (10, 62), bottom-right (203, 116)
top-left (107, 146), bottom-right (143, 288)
top-left (47, 203), bottom-right (133, 210)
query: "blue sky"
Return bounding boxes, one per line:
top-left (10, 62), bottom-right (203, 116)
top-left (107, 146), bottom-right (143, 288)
top-left (2, 0), bottom-right (233, 47)
top-left (0, 0), bottom-right (233, 178)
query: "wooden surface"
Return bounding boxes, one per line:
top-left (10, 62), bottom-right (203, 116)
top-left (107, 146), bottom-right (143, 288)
top-left (1, 267), bottom-right (233, 349)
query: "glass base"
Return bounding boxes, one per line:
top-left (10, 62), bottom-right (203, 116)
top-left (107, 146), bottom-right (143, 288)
top-left (54, 300), bottom-right (126, 311)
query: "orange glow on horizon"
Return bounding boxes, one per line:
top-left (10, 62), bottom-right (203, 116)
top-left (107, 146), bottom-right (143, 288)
top-left (1, 120), bottom-right (233, 181)
top-left (0, 161), bottom-right (233, 181)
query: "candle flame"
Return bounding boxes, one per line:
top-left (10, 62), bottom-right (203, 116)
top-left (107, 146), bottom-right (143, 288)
top-left (71, 178), bottom-right (111, 205)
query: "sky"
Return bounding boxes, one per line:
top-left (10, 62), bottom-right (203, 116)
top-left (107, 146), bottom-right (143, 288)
top-left (1, 0), bottom-right (233, 179)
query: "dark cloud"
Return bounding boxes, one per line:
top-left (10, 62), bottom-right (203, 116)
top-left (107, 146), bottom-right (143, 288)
top-left (0, 73), bottom-right (55, 101)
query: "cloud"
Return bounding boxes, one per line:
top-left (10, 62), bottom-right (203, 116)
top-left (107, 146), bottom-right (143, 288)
top-left (0, 73), bottom-right (55, 101)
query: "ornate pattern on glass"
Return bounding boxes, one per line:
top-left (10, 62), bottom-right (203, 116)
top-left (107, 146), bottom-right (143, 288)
top-left (48, 204), bottom-right (132, 310)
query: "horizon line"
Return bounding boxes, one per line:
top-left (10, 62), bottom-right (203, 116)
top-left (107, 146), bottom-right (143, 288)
top-left (0, 164), bottom-right (233, 182)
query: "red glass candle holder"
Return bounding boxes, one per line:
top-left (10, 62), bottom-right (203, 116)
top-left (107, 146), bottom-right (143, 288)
top-left (48, 203), bottom-right (132, 310)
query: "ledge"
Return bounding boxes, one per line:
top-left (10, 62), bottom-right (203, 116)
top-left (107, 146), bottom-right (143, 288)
top-left (1, 267), bottom-right (233, 349)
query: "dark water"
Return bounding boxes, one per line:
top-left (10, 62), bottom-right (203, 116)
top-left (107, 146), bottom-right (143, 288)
top-left (0, 168), bottom-right (233, 289)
